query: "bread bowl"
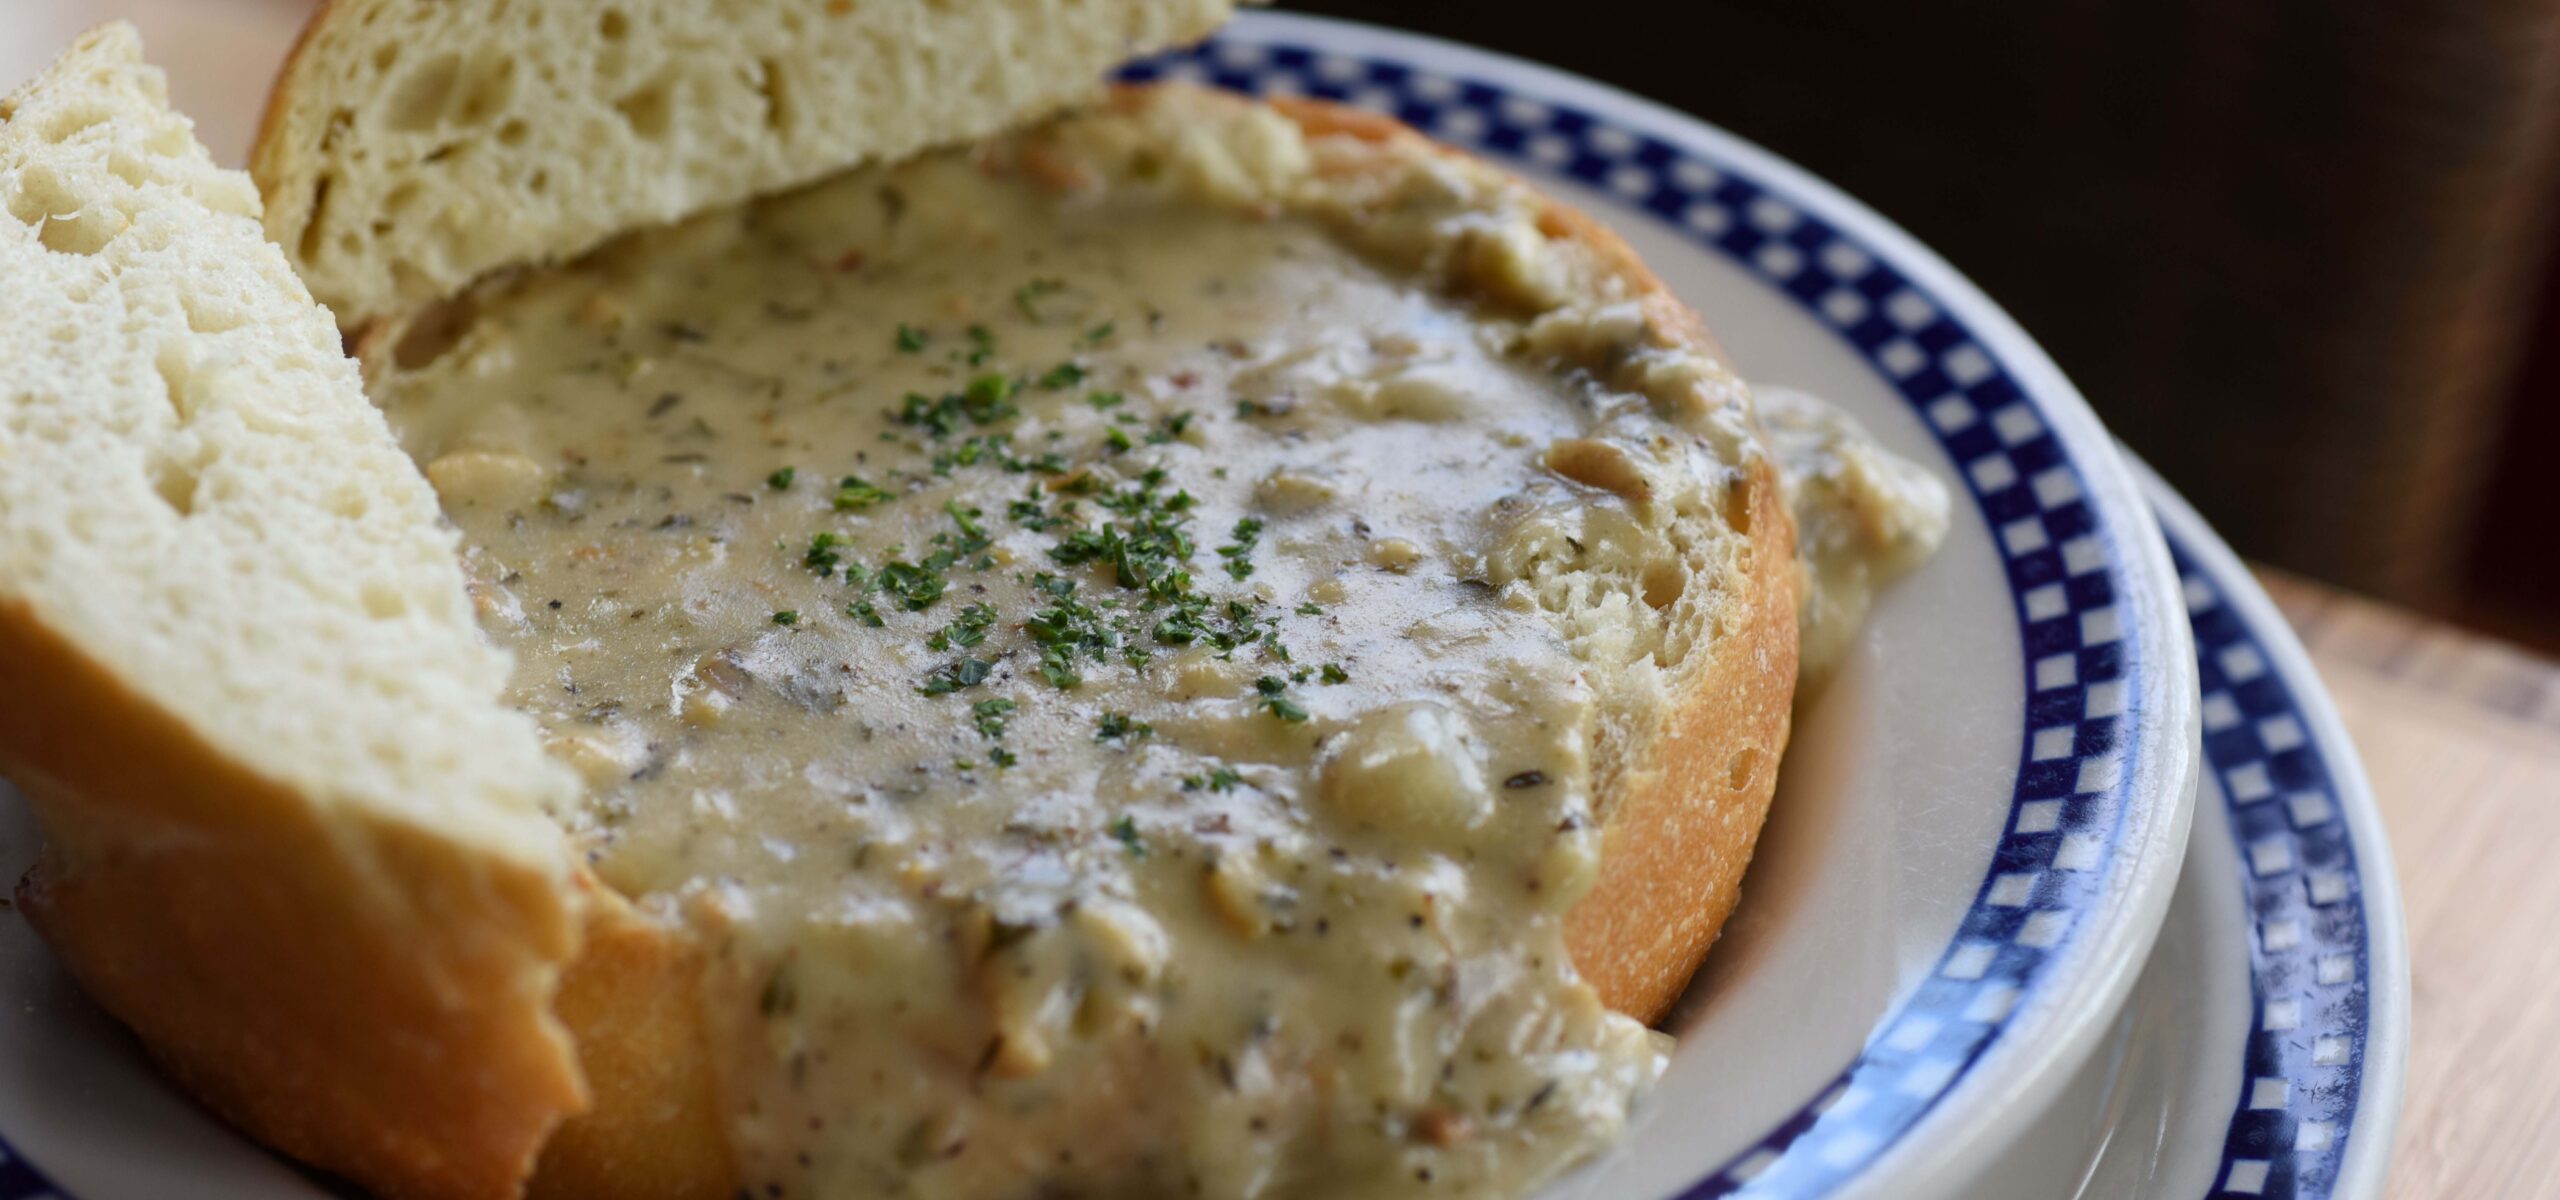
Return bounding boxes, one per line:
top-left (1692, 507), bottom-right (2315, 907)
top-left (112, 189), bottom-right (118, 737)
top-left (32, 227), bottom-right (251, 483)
top-left (0, 7), bottom-right (1946, 1200)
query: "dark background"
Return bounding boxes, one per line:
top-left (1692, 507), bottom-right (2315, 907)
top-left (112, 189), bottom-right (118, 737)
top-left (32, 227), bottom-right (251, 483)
top-left (1284, 0), bottom-right (2560, 649)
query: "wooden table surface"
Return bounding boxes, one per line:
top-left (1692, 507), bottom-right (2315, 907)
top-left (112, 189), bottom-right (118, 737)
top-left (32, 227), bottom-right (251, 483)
top-left (2254, 570), bottom-right (2560, 1200)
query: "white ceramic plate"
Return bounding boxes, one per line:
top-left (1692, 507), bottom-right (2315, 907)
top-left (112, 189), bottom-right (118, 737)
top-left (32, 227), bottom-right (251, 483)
top-left (0, 9), bottom-right (2216, 1199)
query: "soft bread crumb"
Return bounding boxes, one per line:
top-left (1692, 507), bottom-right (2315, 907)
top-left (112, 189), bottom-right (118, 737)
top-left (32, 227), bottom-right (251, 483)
top-left (254, 0), bottom-right (1244, 330)
top-left (0, 22), bottom-right (577, 862)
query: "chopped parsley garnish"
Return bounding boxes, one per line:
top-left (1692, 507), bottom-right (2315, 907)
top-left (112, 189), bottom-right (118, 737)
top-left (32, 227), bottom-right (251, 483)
top-left (1145, 412), bottom-right (1194, 445)
top-left (1082, 321), bottom-right (1115, 345)
top-left (918, 656), bottom-right (994, 695)
top-left (971, 697), bottom-right (1017, 740)
top-left (1104, 426), bottom-right (1135, 454)
top-left (990, 746), bottom-right (1019, 768)
top-left (804, 531), bottom-right (847, 576)
top-left (1024, 577), bottom-right (1117, 689)
top-left (846, 598), bottom-right (884, 627)
top-left (1110, 814), bottom-right (1146, 857)
top-left (945, 500), bottom-right (989, 546)
top-left (928, 603), bottom-right (997, 651)
top-left (965, 323), bottom-right (996, 366)
top-left (897, 374), bottom-right (1018, 439)
top-left (1217, 517), bottom-right (1264, 580)
top-left (1295, 601), bottom-right (1325, 616)
top-left (1086, 391), bottom-right (1125, 410)
top-left (770, 610), bottom-right (799, 626)
top-left (1320, 662), bottom-right (1350, 684)
top-left (834, 476), bottom-right (893, 510)
top-left (1182, 767), bottom-right (1244, 793)
top-left (1095, 712), bottom-right (1154, 742)
top-left (1253, 675), bottom-right (1310, 722)
top-left (767, 466), bottom-right (795, 490)
top-left (1039, 361), bottom-right (1086, 390)
top-left (877, 558), bottom-right (949, 610)
top-left (895, 323), bottom-right (927, 352)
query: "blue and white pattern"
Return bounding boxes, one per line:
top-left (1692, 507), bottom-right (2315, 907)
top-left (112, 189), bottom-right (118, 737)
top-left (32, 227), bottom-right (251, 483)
top-left (0, 21), bottom-right (2376, 1200)
top-left (1124, 31), bottom-right (2159, 1199)
top-left (2178, 542), bottom-right (2375, 1200)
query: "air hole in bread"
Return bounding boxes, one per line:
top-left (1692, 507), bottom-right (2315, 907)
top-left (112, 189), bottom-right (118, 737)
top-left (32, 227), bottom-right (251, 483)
top-left (393, 294), bottom-right (482, 372)
top-left (153, 343), bottom-right (196, 418)
top-left (371, 43), bottom-right (398, 73)
top-left (757, 58), bottom-right (791, 134)
top-left (1725, 746), bottom-right (1760, 791)
top-left (9, 164), bottom-right (117, 254)
top-left (296, 174), bottom-right (335, 262)
top-left (1722, 474), bottom-right (1753, 536)
top-left (599, 9), bottom-right (630, 40)
top-left (496, 118), bottom-right (528, 147)
top-left (147, 452), bottom-right (202, 516)
top-left (528, 169), bottom-right (550, 195)
top-left (614, 79), bottom-right (674, 141)
top-left (36, 207), bottom-right (122, 256)
top-left (453, 60), bottom-right (517, 127)
top-left (386, 53), bottom-right (462, 132)
top-left (1640, 562), bottom-right (1684, 612)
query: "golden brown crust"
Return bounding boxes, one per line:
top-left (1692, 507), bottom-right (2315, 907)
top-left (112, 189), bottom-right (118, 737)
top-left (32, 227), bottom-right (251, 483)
top-left (0, 600), bottom-right (587, 1200)
top-left (1565, 451), bottom-right (1795, 1020)
top-left (529, 897), bottom-right (731, 1200)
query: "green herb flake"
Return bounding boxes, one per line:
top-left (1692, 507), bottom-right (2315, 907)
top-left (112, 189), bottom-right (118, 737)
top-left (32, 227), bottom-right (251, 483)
top-left (1321, 662), bottom-right (1350, 684)
top-left (1039, 361), bottom-right (1087, 390)
top-left (1217, 517), bottom-right (1264, 580)
top-left (971, 696), bottom-right (1018, 740)
top-left (895, 323), bottom-right (928, 353)
top-left (771, 610), bottom-right (800, 626)
top-left (834, 476), bottom-right (893, 511)
top-left (1095, 712), bottom-right (1155, 743)
top-left (1253, 675), bottom-right (1310, 722)
top-left (918, 656), bottom-right (995, 695)
top-left (767, 466), bottom-right (796, 490)
top-left (1111, 814), bottom-right (1146, 857)
top-left (1087, 391), bottom-right (1126, 410)
top-left (1182, 766), bottom-right (1244, 793)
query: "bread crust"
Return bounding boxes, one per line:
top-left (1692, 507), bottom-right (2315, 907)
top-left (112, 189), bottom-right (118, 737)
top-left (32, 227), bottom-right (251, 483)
top-left (0, 602), bottom-right (588, 1200)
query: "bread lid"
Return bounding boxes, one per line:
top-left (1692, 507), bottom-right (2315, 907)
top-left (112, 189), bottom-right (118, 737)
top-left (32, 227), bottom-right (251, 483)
top-left (253, 0), bottom-right (1248, 330)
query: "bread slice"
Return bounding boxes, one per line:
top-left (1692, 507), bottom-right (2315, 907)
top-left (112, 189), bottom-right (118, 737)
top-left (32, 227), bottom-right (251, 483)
top-left (252, 0), bottom-right (1247, 331)
top-left (0, 24), bottom-right (592, 1200)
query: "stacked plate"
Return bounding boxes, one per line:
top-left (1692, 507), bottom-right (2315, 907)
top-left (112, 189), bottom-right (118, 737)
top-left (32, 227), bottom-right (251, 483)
top-left (0, 11), bottom-right (2408, 1199)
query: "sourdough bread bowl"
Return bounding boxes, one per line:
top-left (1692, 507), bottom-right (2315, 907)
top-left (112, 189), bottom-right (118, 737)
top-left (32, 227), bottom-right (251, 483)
top-left (0, 6), bottom-right (1942, 1199)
